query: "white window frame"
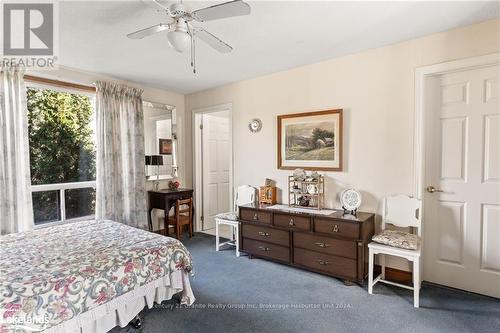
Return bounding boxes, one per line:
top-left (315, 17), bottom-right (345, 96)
top-left (26, 81), bottom-right (97, 227)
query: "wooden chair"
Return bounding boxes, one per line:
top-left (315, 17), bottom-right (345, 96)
top-left (167, 198), bottom-right (193, 240)
top-left (368, 195), bottom-right (422, 307)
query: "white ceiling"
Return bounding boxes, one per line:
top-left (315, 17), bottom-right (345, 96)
top-left (59, 1), bottom-right (500, 94)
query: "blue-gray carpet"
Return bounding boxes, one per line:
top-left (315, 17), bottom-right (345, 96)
top-left (113, 233), bottom-right (500, 333)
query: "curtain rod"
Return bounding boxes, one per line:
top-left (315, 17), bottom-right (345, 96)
top-left (24, 75), bottom-right (96, 93)
top-left (23, 76), bottom-right (174, 108)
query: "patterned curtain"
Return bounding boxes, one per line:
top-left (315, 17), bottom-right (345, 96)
top-left (0, 67), bottom-right (34, 235)
top-left (95, 81), bottom-right (147, 229)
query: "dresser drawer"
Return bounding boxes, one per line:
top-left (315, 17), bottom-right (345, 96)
top-left (241, 224), bottom-right (289, 247)
top-left (313, 218), bottom-right (359, 239)
top-left (293, 232), bottom-right (357, 259)
top-left (240, 208), bottom-right (272, 224)
top-left (243, 238), bottom-right (290, 263)
top-left (293, 248), bottom-right (357, 279)
top-left (274, 213), bottom-right (310, 231)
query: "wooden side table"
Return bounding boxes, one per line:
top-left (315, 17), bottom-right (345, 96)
top-left (147, 188), bottom-right (194, 237)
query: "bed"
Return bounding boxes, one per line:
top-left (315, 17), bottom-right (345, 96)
top-left (0, 220), bottom-right (195, 333)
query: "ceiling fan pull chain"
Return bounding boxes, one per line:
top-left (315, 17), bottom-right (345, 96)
top-left (190, 31), bottom-right (194, 67)
top-left (193, 37), bottom-right (197, 74)
top-left (186, 24), bottom-right (196, 74)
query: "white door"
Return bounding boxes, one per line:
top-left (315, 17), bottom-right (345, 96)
top-left (202, 112), bottom-right (230, 231)
top-left (424, 64), bottom-right (500, 298)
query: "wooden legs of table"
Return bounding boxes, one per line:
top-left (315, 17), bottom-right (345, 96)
top-left (148, 208), bottom-right (154, 232)
top-left (164, 204), bottom-right (170, 237)
top-left (176, 221), bottom-right (181, 240)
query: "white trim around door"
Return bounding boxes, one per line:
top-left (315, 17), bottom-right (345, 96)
top-left (192, 103), bottom-right (234, 233)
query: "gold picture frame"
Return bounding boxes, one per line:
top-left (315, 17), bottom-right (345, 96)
top-left (277, 109), bottom-right (343, 171)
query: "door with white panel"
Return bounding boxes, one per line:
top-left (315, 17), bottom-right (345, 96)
top-left (201, 112), bottom-right (230, 231)
top-left (424, 65), bottom-right (500, 298)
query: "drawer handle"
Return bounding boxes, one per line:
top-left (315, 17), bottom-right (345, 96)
top-left (332, 224), bottom-right (340, 233)
top-left (258, 231), bottom-right (270, 237)
top-left (316, 259), bottom-right (330, 266)
top-left (253, 213), bottom-right (259, 220)
top-left (314, 242), bottom-right (329, 248)
top-left (289, 218), bottom-right (295, 226)
top-left (258, 246), bottom-right (271, 252)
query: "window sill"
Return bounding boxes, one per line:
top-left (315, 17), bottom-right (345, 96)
top-left (34, 215), bottom-right (95, 229)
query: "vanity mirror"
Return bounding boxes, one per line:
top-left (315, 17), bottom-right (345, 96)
top-left (143, 101), bottom-right (178, 180)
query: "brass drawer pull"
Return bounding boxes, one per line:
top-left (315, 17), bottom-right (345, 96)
top-left (258, 246), bottom-right (271, 252)
top-left (289, 218), bottom-right (295, 226)
top-left (332, 224), bottom-right (339, 233)
top-left (253, 213), bottom-right (259, 220)
top-left (258, 231), bottom-right (270, 237)
top-left (314, 242), bottom-right (329, 248)
top-left (316, 259), bottom-right (330, 265)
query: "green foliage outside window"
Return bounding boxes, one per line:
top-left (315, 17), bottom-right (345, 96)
top-left (27, 87), bottom-right (96, 223)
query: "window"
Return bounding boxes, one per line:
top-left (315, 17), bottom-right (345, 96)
top-left (27, 85), bottom-right (96, 225)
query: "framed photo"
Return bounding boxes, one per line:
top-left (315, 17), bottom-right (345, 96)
top-left (158, 138), bottom-right (173, 155)
top-left (277, 109), bottom-right (343, 171)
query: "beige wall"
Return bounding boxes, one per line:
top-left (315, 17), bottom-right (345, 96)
top-left (28, 66), bottom-right (188, 188)
top-left (185, 19), bottom-right (500, 269)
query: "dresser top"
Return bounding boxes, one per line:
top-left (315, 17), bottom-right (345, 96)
top-left (148, 188), bottom-right (193, 194)
top-left (239, 203), bottom-right (374, 222)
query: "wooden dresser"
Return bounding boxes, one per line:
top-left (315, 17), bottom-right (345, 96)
top-left (239, 204), bottom-right (375, 284)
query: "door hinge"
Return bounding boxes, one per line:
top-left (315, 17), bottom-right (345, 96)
top-left (199, 124), bottom-right (203, 130)
top-left (201, 215), bottom-right (204, 221)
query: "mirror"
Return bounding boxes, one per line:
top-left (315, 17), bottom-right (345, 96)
top-left (143, 101), bottom-right (178, 180)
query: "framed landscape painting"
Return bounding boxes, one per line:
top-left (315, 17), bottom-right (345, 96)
top-left (277, 109), bottom-right (343, 171)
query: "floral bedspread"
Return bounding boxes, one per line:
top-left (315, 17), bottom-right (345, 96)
top-left (0, 220), bottom-right (193, 332)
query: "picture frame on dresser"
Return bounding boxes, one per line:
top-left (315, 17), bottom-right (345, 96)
top-left (277, 109), bottom-right (343, 171)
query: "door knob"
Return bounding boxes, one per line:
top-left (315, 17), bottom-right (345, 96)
top-left (426, 185), bottom-right (443, 193)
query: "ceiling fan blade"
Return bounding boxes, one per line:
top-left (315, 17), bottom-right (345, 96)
top-left (194, 28), bottom-right (233, 53)
top-left (127, 23), bottom-right (171, 39)
top-left (192, 0), bottom-right (250, 22)
top-left (141, 0), bottom-right (170, 12)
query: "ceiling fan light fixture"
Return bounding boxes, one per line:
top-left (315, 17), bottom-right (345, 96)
top-left (167, 30), bottom-right (190, 53)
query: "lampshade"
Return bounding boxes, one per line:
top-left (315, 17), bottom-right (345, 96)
top-left (150, 155), bottom-right (164, 166)
top-left (167, 30), bottom-right (190, 53)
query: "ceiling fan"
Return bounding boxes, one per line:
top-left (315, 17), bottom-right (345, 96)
top-left (127, 0), bottom-right (251, 73)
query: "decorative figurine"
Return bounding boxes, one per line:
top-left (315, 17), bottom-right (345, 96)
top-left (168, 180), bottom-right (180, 190)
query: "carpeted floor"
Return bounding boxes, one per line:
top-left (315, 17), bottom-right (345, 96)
top-left (112, 233), bottom-right (500, 333)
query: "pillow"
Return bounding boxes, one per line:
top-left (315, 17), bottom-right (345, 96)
top-left (215, 212), bottom-right (238, 221)
top-left (372, 230), bottom-right (420, 250)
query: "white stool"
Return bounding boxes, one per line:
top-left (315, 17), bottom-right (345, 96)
top-left (215, 212), bottom-right (240, 257)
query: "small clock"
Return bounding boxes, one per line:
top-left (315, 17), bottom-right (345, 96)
top-left (248, 118), bottom-right (262, 133)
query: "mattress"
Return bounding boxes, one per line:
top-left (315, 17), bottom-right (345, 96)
top-left (0, 220), bottom-right (195, 332)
